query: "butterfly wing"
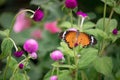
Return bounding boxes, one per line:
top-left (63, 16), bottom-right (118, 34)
top-left (77, 32), bottom-right (91, 47)
top-left (64, 31), bottom-right (77, 48)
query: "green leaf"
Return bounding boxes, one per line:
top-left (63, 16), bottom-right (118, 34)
top-left (8, 57), bottom-right (18, 70)
top-left (113, 5), bottom-right (120, 15)
top-left (1, 38), bottom-right (13, 58)
top-left (83, 21), bottom-right (96, 30)
top-left (78, 48), bottom-right (98, 69)
top-left (44, 70), bottom-right (72, 80)
top-left (59, 70), bottom-right (72, 80)
top-left (10, 73), bottom-right (27, 80)
top-left (96, 18), bottom-right (117, 32)
top-left (59, 21), bottom-right (71, 28)
top-left (0, 29), bottom-right (9, 37)
top-left (101, 0), bottom-right (116, 7)
top-left (84, 29), bottom-right (108, 40)
top-left (93, 56), bottom-right (113, 76)
top-left (57, 42), bottom-right (74, 57)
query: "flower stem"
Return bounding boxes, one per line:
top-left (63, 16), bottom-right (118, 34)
top-left (3, 54), bottom-right (11, 80)
top-left (9, 38), bottom-right (18, 51)
top-left (57, 61), bottom-right (59, 79)
top-left (103, 1), bottom-right (107, 31)
top-left (70, 9), bottom-right (73, 27)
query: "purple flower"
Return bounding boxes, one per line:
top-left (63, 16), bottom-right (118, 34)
top-left (50, 50), bottom-right (64, 61)
top-left (112, 28), bottom-right (118, 35)
top-left (50, 75), bottom-right (58, 80)
top-left (14, 50), bottom-right (24, 57)
top-left (23, 39), bottom-right (39, 53)
top-left (30, 52), bottom-right (37, 59)
top-left (33, 9), bottom-right (44, 22)
top-left (65, 0), bottom-right (77, 9)
top-left (76, 11), bottom-right (88, 18)
top-left (19, 63), bottom-right (24, 69)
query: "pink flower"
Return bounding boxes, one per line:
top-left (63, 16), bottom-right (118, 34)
top-left (31, 29), bottom-right (42, 39)
top-left (50, 50), bottom-right (64, 61)
top-left (50, 75), bottom-right (58, 80)
top-left (44, 21), bottom-right (61, 33)
top-left (29, 52), bottom-right (37, 59)
top-left (23, 39), bottom-right (39, 53)
top-left (13, 10), bottom-right (31, 33)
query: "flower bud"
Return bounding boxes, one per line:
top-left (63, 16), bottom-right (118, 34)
top-left (76, 11), bottom-right (88, 18)
top-left (14, 50), bottom-right (24, 57)
top-left (33, 9), bottom-right (44, 22)
top-left (30, 52), bottom-right (37, 59)
top-left (19, 63), bottom-right (24, 69)
top-left (50, 50), bottom-right (63, 61)
top-left (65, 0), bottom-right (77, 9)
top-left (50, 75), bottom-right (58, 80)
top-left (23, 39), bottom-right (39, 53)
top-left (112, 28), bottom-right (118, 35)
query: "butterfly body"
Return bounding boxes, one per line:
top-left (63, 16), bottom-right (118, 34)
top-left (60, 30), bottom-right (97, 49)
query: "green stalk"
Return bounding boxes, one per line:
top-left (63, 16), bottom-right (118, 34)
top-left (3, 54), bottom-right (11, 80)
top-left (70, 9), bottom-right (73, 27)
top-left (57, 61), bottom-right (59, 79)
top-left (73, 48), bottom-right (78, 80)
top-left (103, 1), bottom-right (107, 31)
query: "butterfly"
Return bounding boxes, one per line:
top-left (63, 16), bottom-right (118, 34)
top-left (59, 29), bottom-right (97, 49)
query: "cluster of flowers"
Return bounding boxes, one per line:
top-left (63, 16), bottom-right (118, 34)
top-left (14, 0), bottom-right (118, 79)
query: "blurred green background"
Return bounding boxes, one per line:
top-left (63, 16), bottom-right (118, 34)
top-left (0, 0), bottom-right (120, 80)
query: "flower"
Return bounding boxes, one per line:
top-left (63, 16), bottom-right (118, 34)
top-left (65, 0), bottom-right (77, 9)
top-left (76, 11), bottom-right (88, 18)
top-left (44, 21), bottom-right (61, 33)
top-left (33, 9), bottom-right (44, 22)
top-left (13, 10), bottom-right (31, 33)
top-left (50, 75), bottom-right (58, 80)
top-left (19, 63), bottom-right (24, 69)
top-left (50, 50), bottom-right (64, 61)
top-left (29, 52), bottom-right (37, 59)
top-left (68, 28), bottom-right (77, 31)
top-left (23, 39), bottom-right (39, 53)
top-left (112, 28), bottom-right (118, 35)
top-left (14, 50), bottom-right (24, 57)
top-left (31, 29), bottom-right (42, 39)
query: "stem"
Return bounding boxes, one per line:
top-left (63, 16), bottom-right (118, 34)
top-left (3, 54), bottom-right (11, 80)
top-left (70, 10), bottom-right (73, 27)
top-left (103, 1), bottom-right (107, 31)
top-left (78, 17), bottom-right (81, 31)
top-left (24, 71), bottom-right (28, 80)
top-left (73, 48), bottom-right (78, 80)
top-left (51, 67), bottom-right (55, 75)
top-left (57, 61), bottom-right (59, 79)
top-left (80, 18), bottom-right (85, 32)
top-left (9, 38), bottom-right (18, 51)
top-left (9, 9), bottom-right (34, 36)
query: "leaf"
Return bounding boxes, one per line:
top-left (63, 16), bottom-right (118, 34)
top-left (57, 42), bottom-right (74, 57)
top-left (101, 0), bottom-right (116, 7)
top-left (78, 48), bottom-right (98, 69)
top-left (84, 28), bottom-right (108, 40)
top-left (59, 21), bottom-right (71, 28)
top-left (113, 5), bottom-right (120, 15)
top-left (1, 38), bottom-right (13, 58)
top-left (83, 21), bottom-right (96, 30)
top-left (93, 56), bottom-right (113, 76)
top-left (10, 73), bottom-right (27, 80)
top-left (44, 70), bottom-right (72, 80)
top-left (0, 29), bottom-right (9, 37)
top-left (96, 18), bottom-right (117, 32)
top-left (8, 57), bottom-right (18, 70)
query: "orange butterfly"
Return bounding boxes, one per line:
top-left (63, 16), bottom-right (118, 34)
top-left (60, 30), bottom-right (97, 49)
